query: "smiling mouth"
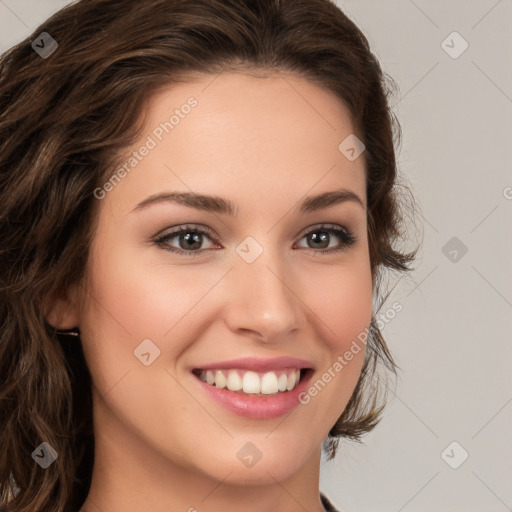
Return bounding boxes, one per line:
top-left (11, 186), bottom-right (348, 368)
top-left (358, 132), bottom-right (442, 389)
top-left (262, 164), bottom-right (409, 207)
top-left (192, 368), bottom-right (312, 396)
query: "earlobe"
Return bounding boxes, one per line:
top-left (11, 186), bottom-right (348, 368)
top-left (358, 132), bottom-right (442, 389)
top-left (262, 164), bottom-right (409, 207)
top-left (43, 287), bottom-right (81, 330)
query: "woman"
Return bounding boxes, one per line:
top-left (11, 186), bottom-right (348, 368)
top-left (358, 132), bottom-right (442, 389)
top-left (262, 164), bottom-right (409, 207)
top-left (0, 0), bottom-right (417, 511)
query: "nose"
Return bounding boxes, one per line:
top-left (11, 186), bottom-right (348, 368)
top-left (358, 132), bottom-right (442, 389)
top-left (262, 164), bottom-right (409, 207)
top-left (223, 244), bottom-right (303, 343)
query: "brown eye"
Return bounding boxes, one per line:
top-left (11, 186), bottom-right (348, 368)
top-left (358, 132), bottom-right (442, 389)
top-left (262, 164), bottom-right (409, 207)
top-left (295, 225), bottom-right (356, 254)
top-left (154, 225), bottom-right (219, 256)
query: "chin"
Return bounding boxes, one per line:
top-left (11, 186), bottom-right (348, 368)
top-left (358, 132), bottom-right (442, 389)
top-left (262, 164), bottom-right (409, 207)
top-left (184, 436), bottom-right (317, 486)
top-left (205, 457), bottom-right (304, 486)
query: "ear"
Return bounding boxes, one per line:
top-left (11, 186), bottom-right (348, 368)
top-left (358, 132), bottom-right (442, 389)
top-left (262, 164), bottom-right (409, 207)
top-left (43, 284), bottom-right (81, 330)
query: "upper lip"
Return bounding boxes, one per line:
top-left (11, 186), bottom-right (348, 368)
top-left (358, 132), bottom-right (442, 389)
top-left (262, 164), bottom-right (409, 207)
top-left (193, 356), bottom-right (314, 372)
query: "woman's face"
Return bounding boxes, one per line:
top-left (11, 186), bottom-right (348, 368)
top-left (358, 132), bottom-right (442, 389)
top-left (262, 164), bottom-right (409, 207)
top-left (75, 71), bottom-right (372, 485)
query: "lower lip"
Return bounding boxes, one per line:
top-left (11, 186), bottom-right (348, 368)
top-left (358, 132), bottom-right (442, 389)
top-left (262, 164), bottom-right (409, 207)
top-left (193, 371), bottom-right (313, 420)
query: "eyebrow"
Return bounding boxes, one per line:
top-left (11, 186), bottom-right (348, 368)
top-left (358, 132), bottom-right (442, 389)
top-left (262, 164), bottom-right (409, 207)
top-left (131, 188), bottom-right (365, 215)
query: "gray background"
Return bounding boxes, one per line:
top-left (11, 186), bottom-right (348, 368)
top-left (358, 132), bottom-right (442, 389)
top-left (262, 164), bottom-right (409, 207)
top-left (1, 1), bottom-right (511, 511)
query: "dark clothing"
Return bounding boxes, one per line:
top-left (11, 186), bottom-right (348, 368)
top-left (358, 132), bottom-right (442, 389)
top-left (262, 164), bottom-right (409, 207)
top-left (320, 492), bottom-right (339, 512)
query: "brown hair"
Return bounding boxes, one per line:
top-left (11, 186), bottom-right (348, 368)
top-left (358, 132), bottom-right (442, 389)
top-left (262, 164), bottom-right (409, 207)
top-left (0, 0), bottom-right (418, 510)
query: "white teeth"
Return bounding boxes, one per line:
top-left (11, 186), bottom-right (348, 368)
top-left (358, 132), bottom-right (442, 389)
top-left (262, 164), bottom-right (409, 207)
top-left (286, 371), bottom-right (296, 391)
top-left (214, 370), bottom-right (226, 389)
top-left (260, 372), bottom-right (279, 394)
top-left (242, 371), bottom-right (260, 393)
top-left (197, 368), bottom-right (304, 395)
top-left (226, 370), bottom-right (243, 391)
top-left (277, 373), bottom-right (288, 392)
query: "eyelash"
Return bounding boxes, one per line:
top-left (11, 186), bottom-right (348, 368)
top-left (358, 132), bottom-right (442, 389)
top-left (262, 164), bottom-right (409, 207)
top-left (153, 223), bottom-right (357, 258)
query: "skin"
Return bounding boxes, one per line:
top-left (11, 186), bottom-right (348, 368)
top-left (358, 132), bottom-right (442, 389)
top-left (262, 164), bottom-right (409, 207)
top-left (49, 71), bottom-right (372, 512)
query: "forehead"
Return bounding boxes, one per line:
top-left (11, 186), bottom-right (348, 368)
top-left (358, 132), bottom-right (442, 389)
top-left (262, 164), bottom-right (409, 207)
top-left (104, 71), bottom-right (366, 215)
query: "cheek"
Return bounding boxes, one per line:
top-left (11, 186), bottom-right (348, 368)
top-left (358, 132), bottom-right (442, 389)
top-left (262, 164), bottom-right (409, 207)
top-left (311, 258), bottom-right (373, 351)
top-left (81, 239), bottom-right (185, 339)
top-left (77, 240), bottom-right (223, 390)
top-left (292, 260), bottom-right (373, 434)
top-left (77, 240), bottom-right (160, 393)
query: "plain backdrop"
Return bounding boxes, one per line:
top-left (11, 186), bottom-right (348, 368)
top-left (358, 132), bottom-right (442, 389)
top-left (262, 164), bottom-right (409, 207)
top-left (1, 1), bottom-right (511, 511)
